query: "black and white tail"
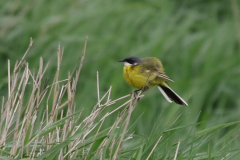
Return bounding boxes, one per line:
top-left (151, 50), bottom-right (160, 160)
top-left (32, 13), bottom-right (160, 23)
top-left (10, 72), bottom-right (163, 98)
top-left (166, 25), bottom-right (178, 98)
top-left (157, 85), bottom-right (188, 106)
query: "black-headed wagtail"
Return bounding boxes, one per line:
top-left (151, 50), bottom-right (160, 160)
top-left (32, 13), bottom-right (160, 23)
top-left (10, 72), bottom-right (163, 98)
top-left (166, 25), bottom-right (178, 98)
top-left (118, 56), bottom-right (188, 106)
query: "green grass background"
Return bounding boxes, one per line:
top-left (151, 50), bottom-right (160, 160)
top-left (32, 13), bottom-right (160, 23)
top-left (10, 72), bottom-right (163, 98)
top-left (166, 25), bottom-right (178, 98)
top-left (1, 0), bottom-right (240, 158)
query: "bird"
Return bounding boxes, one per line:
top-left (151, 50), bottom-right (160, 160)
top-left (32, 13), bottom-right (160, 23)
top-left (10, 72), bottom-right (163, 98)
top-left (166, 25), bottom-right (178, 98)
top-left (118, 56), bottom-right (188, 106)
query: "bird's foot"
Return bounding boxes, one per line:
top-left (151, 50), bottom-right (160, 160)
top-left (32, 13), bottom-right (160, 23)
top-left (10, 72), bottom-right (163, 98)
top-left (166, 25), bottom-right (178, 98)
top-left (133, 90), bottom-right (141, 100)
top-left (133, 88), bottom-right (145, 101)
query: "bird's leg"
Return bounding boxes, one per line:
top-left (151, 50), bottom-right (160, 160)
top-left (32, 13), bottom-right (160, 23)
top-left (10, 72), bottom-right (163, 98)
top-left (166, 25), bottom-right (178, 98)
top-left (133, 74), bottom-right (151, 100)
top-left (141, 86), bottom-right (149, 92)
top-left (141, 73), bottom-right (151, 92)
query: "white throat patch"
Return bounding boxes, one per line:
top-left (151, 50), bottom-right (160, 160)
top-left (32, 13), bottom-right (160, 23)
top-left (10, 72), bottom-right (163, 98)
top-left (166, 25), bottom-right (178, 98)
top-left (124, 62), bottom-right (132, 66)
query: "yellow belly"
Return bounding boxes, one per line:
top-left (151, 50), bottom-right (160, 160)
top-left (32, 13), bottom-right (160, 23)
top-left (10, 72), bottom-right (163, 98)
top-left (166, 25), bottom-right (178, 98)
top-left (123, 65), bottom-right (161, 89)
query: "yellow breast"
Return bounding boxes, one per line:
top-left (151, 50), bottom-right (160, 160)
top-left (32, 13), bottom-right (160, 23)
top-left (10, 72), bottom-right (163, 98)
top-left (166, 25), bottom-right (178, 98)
top-left (123, 65), bottom-right (157, 89)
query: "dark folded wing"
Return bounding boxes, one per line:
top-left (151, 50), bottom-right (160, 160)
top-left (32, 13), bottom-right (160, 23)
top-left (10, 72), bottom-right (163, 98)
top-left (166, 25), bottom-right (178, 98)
top-left (156, 71), bottom-right (174, 82)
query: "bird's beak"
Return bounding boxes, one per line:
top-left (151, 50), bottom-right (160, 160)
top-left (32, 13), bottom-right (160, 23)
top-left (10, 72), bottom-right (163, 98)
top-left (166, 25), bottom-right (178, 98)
top-left (118, 59), bottom-right (124, 62)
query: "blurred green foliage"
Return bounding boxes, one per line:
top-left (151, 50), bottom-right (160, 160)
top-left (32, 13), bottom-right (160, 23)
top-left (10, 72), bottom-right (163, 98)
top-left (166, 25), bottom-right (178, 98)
top-left (0, 0), bottom-right (240, 136)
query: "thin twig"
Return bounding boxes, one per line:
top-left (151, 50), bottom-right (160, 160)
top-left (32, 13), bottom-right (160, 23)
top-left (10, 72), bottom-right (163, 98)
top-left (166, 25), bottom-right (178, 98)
top-left (8, 60), bottom-right (11, 99)
top-left (97, 71), bottom-right (100, 108)
top-left (146, 135), bottom-right (163, 160)
top-left (174, 140), bottom-right (181, 160)
top-left (113, 93), bottom-right (136, 160)
top-left (15, 37), bottom-right (33, 72)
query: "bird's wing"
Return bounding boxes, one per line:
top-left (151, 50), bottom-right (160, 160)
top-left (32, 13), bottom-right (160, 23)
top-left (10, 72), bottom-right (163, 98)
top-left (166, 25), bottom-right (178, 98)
top-left (156, 71), bottom-right (174, 82)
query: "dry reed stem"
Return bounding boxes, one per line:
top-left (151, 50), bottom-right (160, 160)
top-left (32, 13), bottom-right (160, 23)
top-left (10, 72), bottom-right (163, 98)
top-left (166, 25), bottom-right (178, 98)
top-left (112, 93), bottom-right (135, 160)
top-left (97, 71), bottom-right (100, 108)
top-left (0, 38), bottom-right (33, 149)
top-left (146, 135), bottom-right (163, 160)
top-left (174, 140), bottom-right (181, 160)
top-left (0, 36), bottom-right (148, 159)
top-left (84, 117), bottom-right (105, 159)
top-left (15, 37), bottom-right (34, 72)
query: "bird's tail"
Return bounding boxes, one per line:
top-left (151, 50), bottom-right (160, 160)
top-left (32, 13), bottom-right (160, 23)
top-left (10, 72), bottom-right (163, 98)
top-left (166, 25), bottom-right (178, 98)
top-left (157, 85), bottom-right (188, 106)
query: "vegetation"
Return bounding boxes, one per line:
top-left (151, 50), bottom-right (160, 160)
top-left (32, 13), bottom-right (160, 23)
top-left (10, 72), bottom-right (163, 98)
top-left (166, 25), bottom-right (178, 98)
top-left (0, 0), bottom-right (240, 159)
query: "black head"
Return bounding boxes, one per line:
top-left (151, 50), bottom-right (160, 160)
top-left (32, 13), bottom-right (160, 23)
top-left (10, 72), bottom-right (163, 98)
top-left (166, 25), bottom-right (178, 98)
top-left (118, 56), bottom-right (141, 65)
